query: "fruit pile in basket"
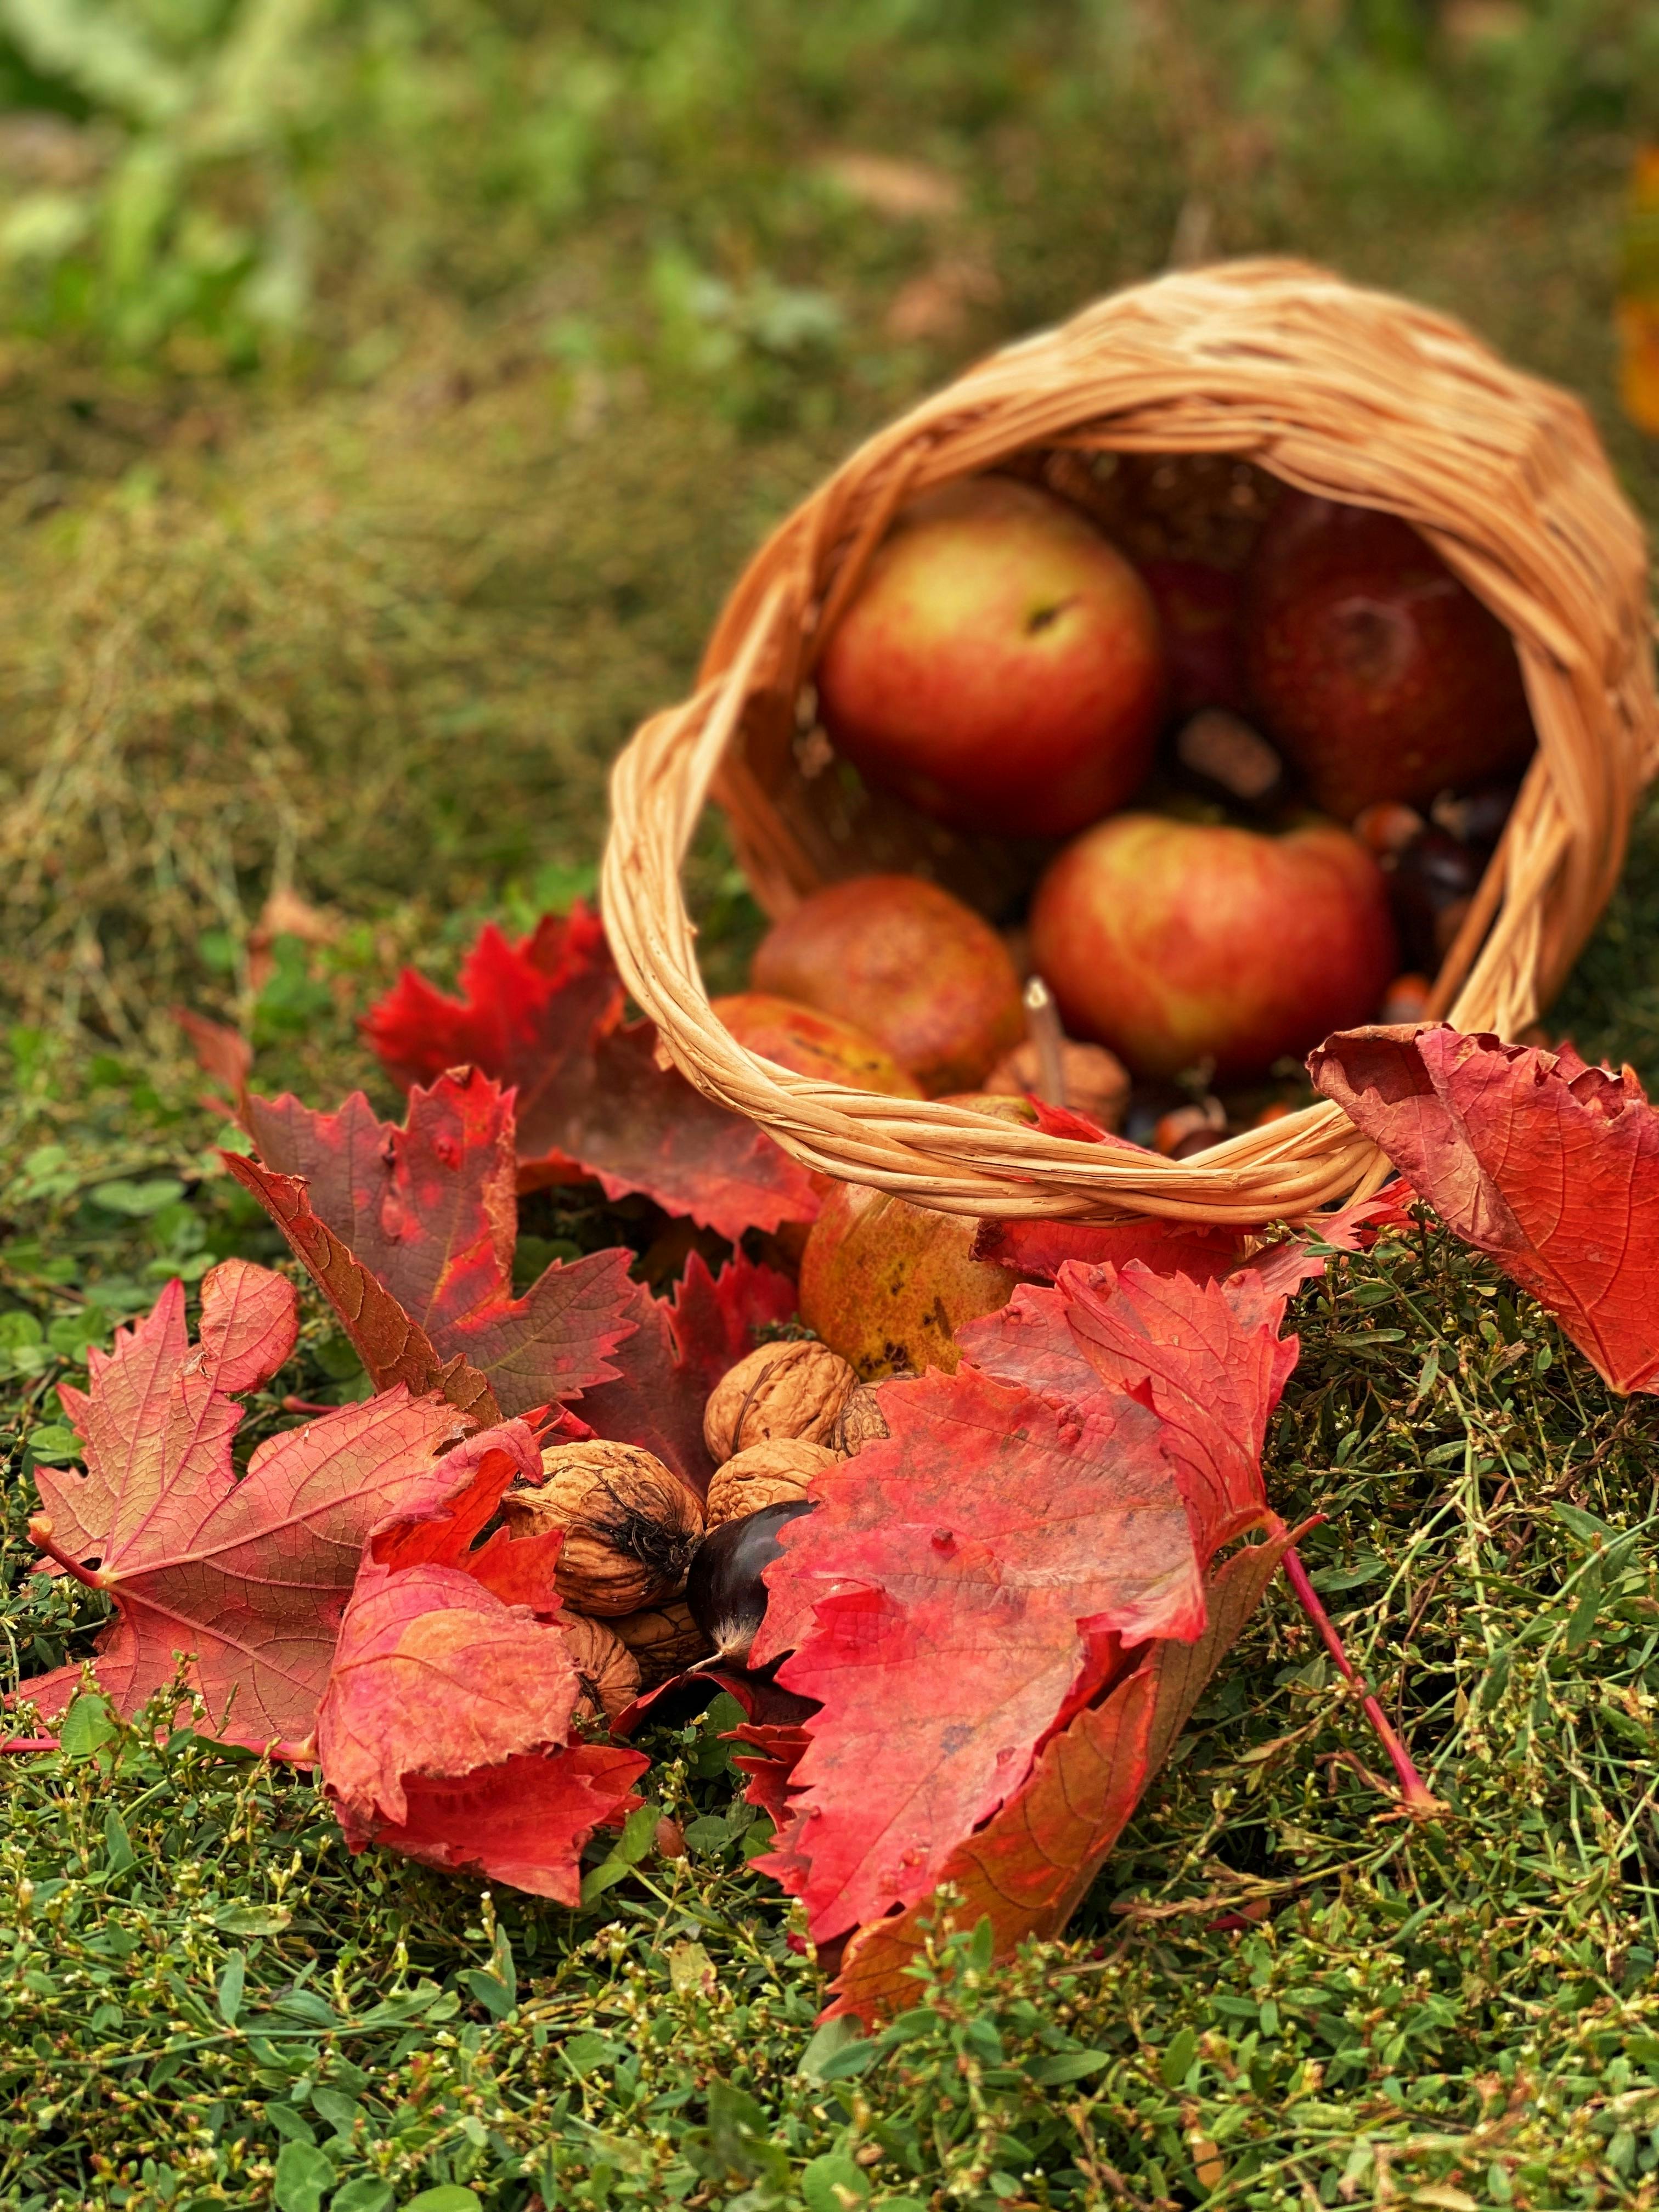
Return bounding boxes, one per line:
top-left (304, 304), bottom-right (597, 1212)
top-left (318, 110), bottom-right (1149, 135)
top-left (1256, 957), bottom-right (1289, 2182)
top-left (720, 461), bottom-right (1534, 1170)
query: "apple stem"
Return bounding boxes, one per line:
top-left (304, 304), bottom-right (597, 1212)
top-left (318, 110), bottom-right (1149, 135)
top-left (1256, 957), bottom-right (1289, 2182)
top-left (1024, 976), bottom-right (1068, 1108)
top-left (1281, 1544), bottom-right (1438, 1814)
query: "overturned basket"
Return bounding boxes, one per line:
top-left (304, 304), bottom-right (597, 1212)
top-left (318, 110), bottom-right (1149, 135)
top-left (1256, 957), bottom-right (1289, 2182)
top-left (603, 258), bottom-right (1658, 1227)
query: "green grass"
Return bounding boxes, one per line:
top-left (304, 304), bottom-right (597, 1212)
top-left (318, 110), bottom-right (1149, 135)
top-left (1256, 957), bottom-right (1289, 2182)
top-left (8, 2), bottom-right (1659, 2205)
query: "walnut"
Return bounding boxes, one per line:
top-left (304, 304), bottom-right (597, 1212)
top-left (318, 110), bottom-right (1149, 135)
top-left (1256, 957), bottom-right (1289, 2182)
top-left (827, 1383), bottom-right (891, 1457)
top-left (706, 1437), bottom-right (838, 1526)
top-left (560, 1615), bottom-right (642, 1723)
top-left (611, 1598), bottom-right (713, 1687)
top-left (702, 1340), bottom-right (858, 1463)
top-left (501, 1441), bottom-right (704, 1617)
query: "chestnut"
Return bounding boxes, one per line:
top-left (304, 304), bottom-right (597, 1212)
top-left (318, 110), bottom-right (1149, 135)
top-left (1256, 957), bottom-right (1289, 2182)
top-left (685, 1499), bottom-right (814, 1670)
top-left (1388, 828), bottom-right (1486, 970)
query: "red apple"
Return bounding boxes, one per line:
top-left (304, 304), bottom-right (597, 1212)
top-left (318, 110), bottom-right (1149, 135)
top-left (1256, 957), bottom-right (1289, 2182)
top-left (1244, 491), bottom-right (1534, 819)
top-left (1139, 557), bottom-right (1250, 717)
top-left (751, 874), bottom-right (1024, 1096)
top-left (798, 1098), bottom-right (1035, 1378)
top-left (1029, 811), bottom-right (1398, 1082)
top-left (816, 477), bottom-right (1164, 839)
top-left (712, 993), bottom-right (923, 1099)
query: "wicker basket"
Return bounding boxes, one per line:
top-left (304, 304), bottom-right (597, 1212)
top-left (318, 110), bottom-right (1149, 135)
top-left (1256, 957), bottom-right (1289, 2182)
top-left (603, 258), bottom-right (1658, 1228)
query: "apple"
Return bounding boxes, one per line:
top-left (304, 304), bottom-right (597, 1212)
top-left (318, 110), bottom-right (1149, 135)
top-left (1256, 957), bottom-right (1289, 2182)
top-left (1244, 491), bottom-right (1534, 820)
top-left (816, 477), bottom-right (1164, 839)
top-left (1029, 810), bottom-right (1398, 1082)
top-left (1139, 557), bottom-right (1250, 718)
top-left (712, 993), bottom-right (923, 1098)
top-left (751, 873), bottom-right (1024, 1096)
top-left (798, 1098), bottom-right (1032, 1378)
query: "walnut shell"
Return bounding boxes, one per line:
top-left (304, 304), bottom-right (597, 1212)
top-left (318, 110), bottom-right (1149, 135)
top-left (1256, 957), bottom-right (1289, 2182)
top-left (611, 1599), bottom-right (713, 1688)
top-left (827, 1383), bottom-right (891, 1457)
top-left (502, 1441), bottom-right (704, 1617)
top-left (706, 1438), bottom-right (838, 1526)
top-left (560, 1615), bottom-right (642, 1723)
top-left (702, 1340), bottom-right (858, 1463)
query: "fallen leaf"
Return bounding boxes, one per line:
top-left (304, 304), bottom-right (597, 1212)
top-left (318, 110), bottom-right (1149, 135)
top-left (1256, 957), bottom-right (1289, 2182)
top-left (236, 1070), bottom-right (637, 1421)
top-left (830, 1530), bottom-right (1294, 2022)
top-left (970, 1215), bottom-right (1243, 1283)
top-left (230, 1072), bottom-right (793, 1492)
top-left (577, 1250), bottom-right (797, 1496)
top-left (969, 1184), bottom-right (1410, 1293)
top-left (249, 887), bottom-right (339, 995)
top-left (752, 1363), bottom-right (1205, 1945)
top-left (1059, 1260), bottom-right (1297, 1554)
top-left (748, 1258), bottom-right (1296, 1988)
top-left (15, 1263), bottom-right (526, 1747)
top-left (362, 905), bottom-right (819, 1241)
top-left (817, 150), bottom-right (962, 220)
top-left (318, 1443), bottom-right (647, 1900)
top-left (174, 1008), bottom-right (252, 1117)
top-left (224, 1153), bottom-right (503, 1427)
top-left (1310, 1024), bottom-right (1659, 1392)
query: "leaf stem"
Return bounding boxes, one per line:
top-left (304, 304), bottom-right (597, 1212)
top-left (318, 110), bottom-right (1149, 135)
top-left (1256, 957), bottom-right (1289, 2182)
top-left (1281, 1544), bottom-right (1438, 1815)
top-left (26, 1517), bottom-right (105, 1592)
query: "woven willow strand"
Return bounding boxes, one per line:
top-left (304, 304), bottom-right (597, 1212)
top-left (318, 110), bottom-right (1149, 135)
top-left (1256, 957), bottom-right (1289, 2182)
top-left (602, 259), bottom-right (1658, 1228)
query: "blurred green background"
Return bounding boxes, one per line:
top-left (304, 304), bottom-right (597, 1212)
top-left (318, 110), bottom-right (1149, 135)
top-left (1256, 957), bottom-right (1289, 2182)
top-left (1, 0), bottom-right (1658, 1103)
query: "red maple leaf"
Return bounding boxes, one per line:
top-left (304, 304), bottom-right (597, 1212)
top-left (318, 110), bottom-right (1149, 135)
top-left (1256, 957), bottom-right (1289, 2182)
top-left (1310, 1024), bottom-right (1659, 1393)
top-left (830, 1523), bottom-right (1295, 2022)
top-left (16, 1262), bottom-right (536, 1748)
top-left (229, 1071), bottom-right (794, 1492)
top-left (971, 1215), bottom-right (1244, 1283)
top-left (750, 1361), bottom-right (1212, 1946)
top-left (746, 1259), bottom-right (1300, 1989)
top-left (970, 1187), bottom-right (1411, 1296)
top-left (580, 1250), bottom-right (798, 1495)
top-left (232, 1071), bottom-right (637, 1423)
top-left (362, 905), bottom-right (819, 1242)
top-left (318, 1444), bottom-right (647, 1902)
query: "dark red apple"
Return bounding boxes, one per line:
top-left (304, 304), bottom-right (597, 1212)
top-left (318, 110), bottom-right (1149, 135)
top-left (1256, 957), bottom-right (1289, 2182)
top-left (1140, 557), bottom-right (1250, 717)
top-left (1244, 492), bottom-right (1534, 820)
top-left (751, 874), bottom-right (1024, 1096)
top-left (1029, 811), bottom-right (1398, 1082)
top-left (816, 477), bottom-right (1164, 839)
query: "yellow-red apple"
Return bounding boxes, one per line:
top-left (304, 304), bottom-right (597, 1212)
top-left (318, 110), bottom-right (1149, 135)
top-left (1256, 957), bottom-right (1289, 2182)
top-left (816, 477), bottom-right (1164, 838)
top-left (1030, 811), bottom-right (1398, 1082)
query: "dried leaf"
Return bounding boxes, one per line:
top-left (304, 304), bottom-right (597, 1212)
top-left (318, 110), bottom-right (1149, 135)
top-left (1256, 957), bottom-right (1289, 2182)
top-left (1310, 1024), bottom-right (1659, 1392)
top-left (237, 1071), bottom-right (637, 1420)
top-left (318, 1443), bottom-right (647, 1901)
top-left (16, 1265), bottom-right (516, 1747)
top-left (362, 905), bottom-right (819, 1240)
top-left (174, 1009), bottom-right (252, 1116)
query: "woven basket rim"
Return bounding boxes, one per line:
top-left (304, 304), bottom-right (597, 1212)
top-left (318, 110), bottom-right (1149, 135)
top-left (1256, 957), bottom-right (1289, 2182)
top-left (601, 257), bottom-right (1659, 1227)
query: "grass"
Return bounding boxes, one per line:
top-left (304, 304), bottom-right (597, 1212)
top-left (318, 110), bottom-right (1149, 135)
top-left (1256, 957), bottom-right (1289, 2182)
top-left (8, 2), bottom-right (1659, 2206)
